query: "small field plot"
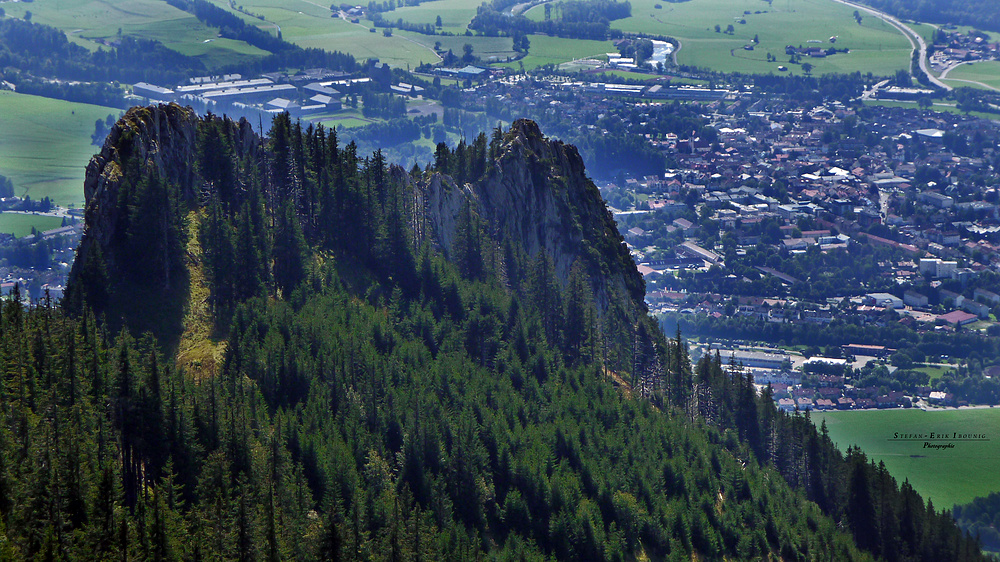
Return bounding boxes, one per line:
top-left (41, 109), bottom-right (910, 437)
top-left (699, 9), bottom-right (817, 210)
top-left (1, 0), bottom-right (266, 68)
top-left (561, 0), bottom-right (914, 75)
top-left (942, 62), bottom-right (1000, 92)
top-left (401, 33), bottom-right (516, 63)
top-left (0, 213), bottom-right (65, 238)
top-left (389, 0), bottom-right (482, 33)
top-left (912, 364), bottom-right (956, 381)
top-left (812, 408), bottom-right (1000, 509)
top-left (0, 91), bottom-right (119, 208)
top-left (204, 0), bottom-right (437, 67)
top-left (495, 35), bottom-right (615, 71)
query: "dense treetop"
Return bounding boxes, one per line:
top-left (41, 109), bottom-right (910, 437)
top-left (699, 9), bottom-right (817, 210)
top-left (25, 107), bottom-right (986, 560)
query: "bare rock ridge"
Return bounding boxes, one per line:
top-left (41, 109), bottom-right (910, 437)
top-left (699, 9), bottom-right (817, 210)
top-left (423, 118), bottom-right (646, 316)
top-left (71, 103), bottom-right (260, 282)
top-left (70, 106), bottom-right (644, 324)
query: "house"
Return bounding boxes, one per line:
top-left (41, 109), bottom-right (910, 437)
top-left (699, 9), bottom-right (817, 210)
top-left (677, 241), bottom-right (722, 265)
top-left (961, 299), bottom-right (991, 319)
top-left (307, 94), bottom-right (343, 111)
top-left (725, 350), bottom-right (789, 370)
top-left (866, 293), bottom-right (903, 309)
top-left (266, 98), bottom-right (300, 113)
top-left (815, 399), bottom-right (836, 410)
top-left (974, 287), bottom-right (1000, 305)
top-left (903, 290), bottom-right (928, 308)
top-left (837, 397), bottom-right (855, 410)
top-left (842, 343), bottom-right (891, 358)
top-left (939, 289), bottom-right (965, 307)
top-left (938, 310), bottom-right (978, 326)
top-left (133, 82), bottom-right (175, 101)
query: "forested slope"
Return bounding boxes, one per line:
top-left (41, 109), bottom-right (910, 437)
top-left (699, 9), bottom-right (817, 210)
top-left (5, 104), bottom-right (978, 560)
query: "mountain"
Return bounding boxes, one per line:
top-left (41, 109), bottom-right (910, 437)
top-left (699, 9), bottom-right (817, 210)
top-left (20, 104), bottom-right (983, 560)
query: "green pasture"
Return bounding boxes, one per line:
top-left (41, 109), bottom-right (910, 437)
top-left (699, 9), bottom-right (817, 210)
top-left (912, 364), bottom-right (955, 381)
top-left (1, 0), bottom-right (267, 68)
top-left (496, 35), bottom-right (615, 70)
top-left (812, 408), bottom-right (1000, 509)
top-left (0, 213), bottom-right (65, 238)
top-left (526, 0), bottom-right (912, 75)
top-left (0, 91), bottom-right (119, 208)
top-left (201, 0), bottom-right (437, 67)
top-left (388, 0), bottom-right (482, 33)
top-left (400, 32), bottom-right (517, 63)
top-left (863, 99), bottom-right (1000, 120)
top-left (941, 62), bottom-right (1000, 92)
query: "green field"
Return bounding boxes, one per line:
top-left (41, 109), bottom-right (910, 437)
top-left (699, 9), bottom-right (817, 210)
top-left (812, 408), bottom-right (1000, 509)
top-left (0, 91), bottom-right (120, 208)
top-left (524, 0), bottom-right (911, 75)
top-left (389, 0), bottom-right (482, 33)
top-left (1, 0), bottom-right (268, 68)
top-left (863, 99), bottom-right (1000, 120)
top-left (941, 61), bottom-right (1000, 92)
top-left (912, 364), bottom-right (956, 380)
top-left (495, 34), bottom-right (615, 71)
top-left (200, 0), bottom-right (438, 68)
top-left (400, 32), bottom-right (517, 63)
top-left (0, 213), bottom-right (65, 238)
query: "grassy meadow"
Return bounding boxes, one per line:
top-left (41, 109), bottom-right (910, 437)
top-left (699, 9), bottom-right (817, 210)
top-left (400, 32), bottom-right (517, 63)
top-left (0, 213), bottom-right (65, 238)
top-left (495, 35), bottom-right (616, 70)
top-left (812, 408), bottom-right (1000, 509)
top-left (522, 0), bottom-right (911, 75)
top-left (1, 0), bottom-right (268, 68)
top-left (0, 91), bottom-right (119, 208)
top-left (201, 0), bottom-right (438, 67)
top-left (941, 61), bottom-right (1000, 91)
top-left (389, 0), bottom-right (482, 33)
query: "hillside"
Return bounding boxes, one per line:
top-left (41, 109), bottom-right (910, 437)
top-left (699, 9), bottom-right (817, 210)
top-left (30, 104), bottom-right (987, 560)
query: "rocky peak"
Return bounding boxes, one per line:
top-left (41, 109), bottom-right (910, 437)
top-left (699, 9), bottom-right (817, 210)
top-left (423, 118), bottom-right (645, 317)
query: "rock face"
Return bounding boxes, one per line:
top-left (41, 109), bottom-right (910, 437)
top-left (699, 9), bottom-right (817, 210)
top-left (70, 108), bottom-right (641, 325)
top-left (423, 119), bottom-right (645, 316)
top-left (71, 104), bottom-right (261, 281)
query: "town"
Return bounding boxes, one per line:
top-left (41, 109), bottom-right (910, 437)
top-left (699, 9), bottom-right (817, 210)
top-left (18, 15), bottom-right (1000, 409)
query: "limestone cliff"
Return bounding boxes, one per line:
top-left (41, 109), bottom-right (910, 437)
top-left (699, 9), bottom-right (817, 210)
top-left (74, 104), bottom-right (260, 275)
top-left (421, 119), bottom-right (645, 316)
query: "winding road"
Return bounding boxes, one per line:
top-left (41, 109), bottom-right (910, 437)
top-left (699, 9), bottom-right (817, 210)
top-left (830, 0), bottom-right (951, 90)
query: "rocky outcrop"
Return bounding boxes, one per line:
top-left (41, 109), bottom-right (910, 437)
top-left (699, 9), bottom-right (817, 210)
top-left (79, 104), bottom-right (260, 256)
top-left (423, 118), bottom-right (645, 316)
top-left (67, 104), bottom-right (262, 315)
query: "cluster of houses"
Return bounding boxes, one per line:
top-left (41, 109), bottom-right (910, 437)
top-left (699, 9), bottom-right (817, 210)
top-left (565, 94), bottom-right (1000, 332)
top-left (706, 346), bottom-right (957, 411)
top-left (929, 28), bottom-right (1000, 75)
top-left (133, 71), bottom-right (358, 117)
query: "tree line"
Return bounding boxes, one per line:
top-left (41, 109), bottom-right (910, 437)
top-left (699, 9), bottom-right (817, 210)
top-left (53, 109), bottom-right (989, 560)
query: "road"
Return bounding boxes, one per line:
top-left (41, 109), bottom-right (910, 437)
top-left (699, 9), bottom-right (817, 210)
top-left (830, 0), bottom-right (951, 91)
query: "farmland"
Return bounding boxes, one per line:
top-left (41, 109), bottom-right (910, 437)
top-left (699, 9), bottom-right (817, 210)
top-left (941, 61), bottom-right (1000, 91)
top-left (495, 35), bottom-right (616, 71)
top-left (201, 0), bottom-right (438, 68)
top-left (389, 0), bottom-right (482, 33)
top-left (812, 408), bottom-right (1000, 509)
top-left (0, 213), bottom-right (65, 239)
top-left (0, 91), bottom-right (119, 209)
top-left (522, 0), bottom-right (911, 75)
top-left (0, 0), bottom-right (268, 68)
